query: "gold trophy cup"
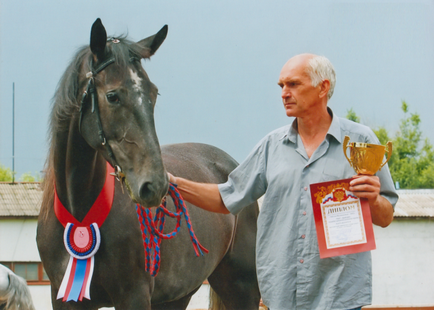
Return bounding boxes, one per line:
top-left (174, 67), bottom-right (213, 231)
top-left (343, 135), bottom-right (393, 175)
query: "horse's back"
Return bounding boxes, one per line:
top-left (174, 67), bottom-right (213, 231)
top-left (162, 143), bottom-right (238, 184)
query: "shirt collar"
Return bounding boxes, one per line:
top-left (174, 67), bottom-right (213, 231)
top-left (327, 108), bottom-right (342, 144)
top-left (283, 107), bottom-right (342, 144)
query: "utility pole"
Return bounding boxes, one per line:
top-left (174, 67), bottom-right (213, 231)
top-left (12, 82), bottom-right (15, 183)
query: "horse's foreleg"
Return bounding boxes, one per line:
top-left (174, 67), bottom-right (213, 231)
top-left (113, 299), bottom-right (151, 310)
top-left (108, 280), bottom-right (153, 310)
top-left (151, 286), bottom-right (200, 310)
top-left (50, 286), bottom-right (106, 310)
top-left (50, 294), bottom-right (99, 310)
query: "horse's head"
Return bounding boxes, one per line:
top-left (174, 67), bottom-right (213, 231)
top-left (78, 18), bottom-right (169, 207)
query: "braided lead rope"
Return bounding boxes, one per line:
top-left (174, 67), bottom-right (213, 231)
top-left (137, 206), bottom-right (152, 272)
top-left (169, 186), bottom-right (209, 256)
top-left (136, 183), bottom-right (209, 276)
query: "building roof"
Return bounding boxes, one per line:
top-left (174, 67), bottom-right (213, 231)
top-left (393, 189), bottom-right (434, 218)
top-left (0, 183), bottom-right (433, 218)
top-left (0, 182), bottom-right (42, 217)
top-left (257, 189), bottom-right (434, 219)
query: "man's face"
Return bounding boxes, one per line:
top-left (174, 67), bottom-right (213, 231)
top-left (277, 56), bottom-right (322, 118)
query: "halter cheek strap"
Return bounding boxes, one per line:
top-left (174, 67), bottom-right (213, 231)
top-left (78, 57), bottom-right (125, 182)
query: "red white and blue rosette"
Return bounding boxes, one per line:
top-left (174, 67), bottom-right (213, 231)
top-left (63, 223), bottom-right (100, 259)
top-left (57, 223), bottom-right (101, 302)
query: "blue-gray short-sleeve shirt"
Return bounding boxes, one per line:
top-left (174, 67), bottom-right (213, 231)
top-left (218, 109), bottom-right (398, 310)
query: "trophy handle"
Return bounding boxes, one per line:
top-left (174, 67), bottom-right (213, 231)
top-left (380, 141), bottom-right (393, 169)
top-left (343, 135), bottom-right (352, 167)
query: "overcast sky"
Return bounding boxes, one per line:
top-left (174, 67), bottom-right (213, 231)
top-left (1, 0), bottom-right (434, 178)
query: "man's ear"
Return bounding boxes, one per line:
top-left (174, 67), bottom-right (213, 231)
top-left (319, 79), bottom-right (330, 99)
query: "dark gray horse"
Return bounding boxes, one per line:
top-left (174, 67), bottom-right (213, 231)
top-left (37, 19), bottom-right (260, 309)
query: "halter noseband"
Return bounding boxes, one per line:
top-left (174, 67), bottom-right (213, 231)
top-left (78, 57), bottom-right (124, 182)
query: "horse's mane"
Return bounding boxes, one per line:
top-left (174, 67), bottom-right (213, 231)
top-left (0, 265), bottom-right (35, 310)
top-left (40, 35), bottom-right (141, 219)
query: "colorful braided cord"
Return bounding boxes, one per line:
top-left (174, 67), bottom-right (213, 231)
top-left (136, 183), bottom-right (209, 276)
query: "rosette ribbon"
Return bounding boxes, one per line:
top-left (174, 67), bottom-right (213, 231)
top-left (54, 163), bottom-right (114, 302)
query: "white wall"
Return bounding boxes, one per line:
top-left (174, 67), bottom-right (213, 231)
top-left (372, 218), bottom-right (434, 305)
top-left (0, 219), bottom-right (39, 261)
top-left (28, 285), bottom-right (52, 310)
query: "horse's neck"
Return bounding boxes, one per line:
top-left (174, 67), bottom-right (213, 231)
top-left (53, 120), bottom-right (107, 222)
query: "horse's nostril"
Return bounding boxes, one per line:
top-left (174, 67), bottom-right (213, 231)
top-left (139, 181), bottom-right (156, 201)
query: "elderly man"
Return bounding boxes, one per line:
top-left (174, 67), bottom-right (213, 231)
top-left (169, 54), bottom-right (398, 309)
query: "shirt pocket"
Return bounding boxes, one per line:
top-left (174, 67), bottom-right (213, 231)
top-left (321, 157), bottom-right (354, 182)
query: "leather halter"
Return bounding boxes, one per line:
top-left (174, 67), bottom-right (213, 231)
top-left (78, 57), bottom-right (124, 181)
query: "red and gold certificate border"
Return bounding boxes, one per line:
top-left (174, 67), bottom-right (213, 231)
top-left (310, 178), bottom-right (376, 259)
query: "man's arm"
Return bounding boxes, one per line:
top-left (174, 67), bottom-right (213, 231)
top-left (168, 173), bottom-right (230, 214)
top-left (349, 175), bottom-right (394, 227)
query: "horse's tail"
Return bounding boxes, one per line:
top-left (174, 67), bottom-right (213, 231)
top-left (209, 287), bottom-right (226, 310)
top-left (0, 267), bottom-right (35, 310)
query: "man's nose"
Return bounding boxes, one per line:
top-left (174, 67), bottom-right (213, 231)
top-left (281, 86), bottom-right (291, 99)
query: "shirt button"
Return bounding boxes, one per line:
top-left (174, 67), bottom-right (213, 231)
top-left (300, 259), bottom-right (304, 263)
top-left (301, 234), bottom-right (306, 239)
top-left (304, 186), bottom-right (308, 191)
top-left (303, 211), bottom-right (307, 216)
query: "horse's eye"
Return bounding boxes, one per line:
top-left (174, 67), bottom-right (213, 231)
top-left (106, 92), bottom-right (120, 104)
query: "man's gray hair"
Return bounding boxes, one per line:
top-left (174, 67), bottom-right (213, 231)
top-left (306, 56), bottom-right (336, 100)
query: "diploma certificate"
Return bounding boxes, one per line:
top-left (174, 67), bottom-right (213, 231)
top-left (322, 199), bottom-right (365, 248)
top-left (310, 178), bottom-right (376, 258)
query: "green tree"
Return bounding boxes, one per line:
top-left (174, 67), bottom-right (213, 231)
top-left (389, 101), bottom-right (434, 189)
top-left (346, 108), bottom-right (360, 123)
top-left (373, 126), bottom-right (391, 146)
top-left (0, 164), bottom-right (14, 181)
top-left (0, 163), bottom-right (40, 182)
top-left (346, 101), bottom-right (434, 189)
top-left (417, 140), bottom-right (434, 187)
top-left (20, 172), bottom-right (40, 182)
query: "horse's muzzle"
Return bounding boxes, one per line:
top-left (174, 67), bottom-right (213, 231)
top-left (131, 176), bottom-right (169, 208)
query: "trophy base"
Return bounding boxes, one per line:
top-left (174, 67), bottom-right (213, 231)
top-left (356, 168), bottom-right (376, 176)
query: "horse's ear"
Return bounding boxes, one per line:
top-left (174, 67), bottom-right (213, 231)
top-left (137, 25), bottom-right (168, 58)
top-left (90, 18), bottom-right (107, 60)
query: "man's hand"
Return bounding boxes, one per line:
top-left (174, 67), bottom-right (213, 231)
top-left (165, 172), bottom-right (230, 214)
top-left (349, 175), bottom-right (394, 227)
top-left (167, 172), bottom-right (177, 185)
top-left (349, 175), bottom-right (381, 206)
